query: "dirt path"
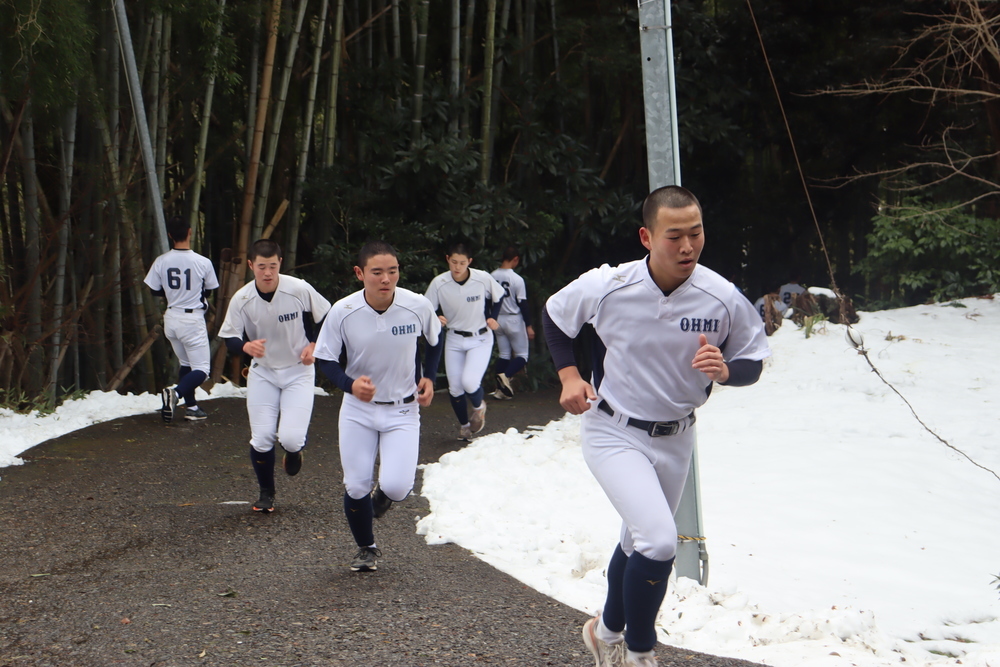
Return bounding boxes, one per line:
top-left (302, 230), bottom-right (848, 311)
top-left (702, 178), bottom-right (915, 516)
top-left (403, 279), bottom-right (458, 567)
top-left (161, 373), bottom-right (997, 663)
top-left (0, 389), bottom-right (763, 667)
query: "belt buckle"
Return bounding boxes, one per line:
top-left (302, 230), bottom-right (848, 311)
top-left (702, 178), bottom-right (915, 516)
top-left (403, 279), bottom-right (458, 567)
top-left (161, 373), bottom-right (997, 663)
top-left (647, 420), bottom-right (678, 437)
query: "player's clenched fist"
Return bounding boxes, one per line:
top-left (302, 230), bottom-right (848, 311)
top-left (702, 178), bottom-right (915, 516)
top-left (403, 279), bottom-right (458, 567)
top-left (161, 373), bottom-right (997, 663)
top-left (692, 333), bottom-right (729, 383)
top-left (557, 367), bottom-right (597, 415)
top-left (299, 342), bottom-right (316, 365)
top-left (243, 339), bottom-right (267, 358)
top-left (352, 376), bottom-right (376, 402)
top-left (416, 376), bottom-right (435, 407)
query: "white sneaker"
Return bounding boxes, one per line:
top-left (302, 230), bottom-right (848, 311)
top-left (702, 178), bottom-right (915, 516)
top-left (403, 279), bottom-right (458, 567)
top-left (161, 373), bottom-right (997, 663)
top-left (583, 616), bottom-right (625, 667)
top-left (469, 403), bottom-right (487, 433)
top-left (458, 424), bottom-right (473, 440)
top-left (495, 372), bottom-right (514, 397)
top-left (624, 649), bottom-right (657, 666)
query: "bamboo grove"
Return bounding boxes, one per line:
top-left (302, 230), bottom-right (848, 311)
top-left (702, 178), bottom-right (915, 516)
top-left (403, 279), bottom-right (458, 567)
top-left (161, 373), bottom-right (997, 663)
top-left (2, 0), bottom-right (1000, 405)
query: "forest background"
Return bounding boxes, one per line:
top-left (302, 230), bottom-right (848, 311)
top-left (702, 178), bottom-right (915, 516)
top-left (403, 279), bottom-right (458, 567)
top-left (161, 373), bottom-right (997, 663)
top-left (2, 0), bottom-right (999, 405)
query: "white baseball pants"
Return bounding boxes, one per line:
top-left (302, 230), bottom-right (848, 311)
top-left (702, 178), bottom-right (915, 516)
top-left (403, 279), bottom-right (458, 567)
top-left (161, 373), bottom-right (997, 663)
top-left (163, 309), bottom-right (211, 374)
top-left (494, 313), bottom-right (529, 361)
top-left (444, 329), bottom-right (494, 396)
top-left (339, 393), bottom-right (421, 501)
top-left (581, 399), bottom-right (696, 561)
top-left (246, 362), bottom-right (315, 454)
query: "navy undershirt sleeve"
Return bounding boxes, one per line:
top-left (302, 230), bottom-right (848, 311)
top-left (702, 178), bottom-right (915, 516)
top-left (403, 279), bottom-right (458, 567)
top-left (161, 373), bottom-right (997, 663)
top-left (517, 299), bottom-right (533, 326)
top-left (150, 288), bottom-right (166, 298)
top-left (486, 296), bottom-right (504, 320)
top-left (542, 306), bottom-right (577, 371)
top-left (720, 358), bottom-right (763, 387)
top-left (302, 312), bottom-right (322, 343)
top-left (224, 336), bottom-right (245, 355)
top-left (317, 358), bottom-right (356, 394)
top-left (423, 335), bottom-right (444, 379)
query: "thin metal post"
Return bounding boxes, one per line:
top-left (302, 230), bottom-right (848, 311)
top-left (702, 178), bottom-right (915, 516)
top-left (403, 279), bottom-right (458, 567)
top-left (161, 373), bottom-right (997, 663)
top-left (112, 0), bottom-right (169, 255)
top-left (637, 0), bottom-right (708, 585)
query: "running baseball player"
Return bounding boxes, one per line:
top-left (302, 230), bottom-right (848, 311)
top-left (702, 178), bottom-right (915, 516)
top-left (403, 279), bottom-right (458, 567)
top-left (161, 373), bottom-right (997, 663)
top-left (425, 242), bottom-right (506, 440)
top-left (314, 241), bottom-right (442, 572)
top-left (489, 246), bottom-right (535, 400)
top-left (144, 216), bottom-right (220, 422)
top-left (544, 186), bottom-right (770, 667)
top-left (218, 239), bottom-right (332, 513)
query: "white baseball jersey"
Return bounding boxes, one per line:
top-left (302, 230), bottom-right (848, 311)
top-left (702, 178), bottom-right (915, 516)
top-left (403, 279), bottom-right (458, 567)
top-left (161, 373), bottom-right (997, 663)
top-left (490, 267), bottom-right (527, 317)
top-left (425, 268), bottom-right (505, 333)
top-left (219, 275), bottom-right (332, 370)
top-left (779, 282), bottom-right (805, 306)
top-left (314, 288), bottom-right (441, 403)
top-left (144, 249), bottom-right (219, 311)
top-left (546, 260), bottom-right (770, 421)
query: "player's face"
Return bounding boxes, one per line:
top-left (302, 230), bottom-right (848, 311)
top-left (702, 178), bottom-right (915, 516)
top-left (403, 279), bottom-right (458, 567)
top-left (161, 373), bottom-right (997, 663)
top-left (640, 204), bottom-right (704, 292)
top-left (355, 253), bottom-right (399, 308)
top-left (447, 253), bottom-right (472, 281)
top-left (250, 254), bottom-right (282, 293)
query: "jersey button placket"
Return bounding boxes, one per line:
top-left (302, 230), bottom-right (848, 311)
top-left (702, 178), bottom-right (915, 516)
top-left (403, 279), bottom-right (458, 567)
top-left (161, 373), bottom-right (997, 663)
top-left (657, 296), bottom-right (672, 320)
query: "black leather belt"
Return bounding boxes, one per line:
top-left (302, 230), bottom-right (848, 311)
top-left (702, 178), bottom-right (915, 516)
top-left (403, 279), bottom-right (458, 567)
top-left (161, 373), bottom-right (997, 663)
top-left (452, 327), bottom-right (488, 337)
top-left (597, 400), bottom-right (694, 437)
top-left (373, 394), bottom-right (415, 406)
top-left (184, 308), bottom-right (196, 313)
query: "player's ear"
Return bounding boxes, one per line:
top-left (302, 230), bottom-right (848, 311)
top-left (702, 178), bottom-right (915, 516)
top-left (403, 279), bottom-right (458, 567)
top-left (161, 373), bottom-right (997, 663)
top-left (353, 265), bottom-right (364, 281)
top-left (639, 225), bottom-right (653, 252)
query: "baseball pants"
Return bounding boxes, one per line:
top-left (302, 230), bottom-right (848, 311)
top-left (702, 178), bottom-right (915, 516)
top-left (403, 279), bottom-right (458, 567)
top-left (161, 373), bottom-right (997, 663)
top-left (444, 329), bottom-right (494, 396)
top-left (246, 362), bottom-right (315, 454)
top-left (581, 399), bottom-right (697, 562)
top-left (163, 309), bottom-right (211, 375)
top-left (339, 393), bottom-right (421, 501)
top-left (494, 313), bottom-right (529, 361)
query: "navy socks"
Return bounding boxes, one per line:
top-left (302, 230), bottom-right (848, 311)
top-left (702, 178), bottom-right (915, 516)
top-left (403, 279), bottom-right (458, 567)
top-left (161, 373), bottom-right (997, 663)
top-left (250, 446), bottom-right (276, 493)
top-left (622, 551), bottom-right (674, 652)
top-left (467, 387), bottom-right (484, 409)
top-left (175, 368), bottom-right (206, 407)
top-left (449, 394), bottom-right (469, 424)
top-left (344, 491), bottom-right (375, 547)
top-left (505, 356), bottom-right (527, 377)
top-left (602, 544), bottom-right (629, 632)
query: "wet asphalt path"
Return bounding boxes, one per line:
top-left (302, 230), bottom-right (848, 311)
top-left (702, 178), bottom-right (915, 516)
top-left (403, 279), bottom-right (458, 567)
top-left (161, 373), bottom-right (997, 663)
top-left (0, 389), bottom-right (764, 667)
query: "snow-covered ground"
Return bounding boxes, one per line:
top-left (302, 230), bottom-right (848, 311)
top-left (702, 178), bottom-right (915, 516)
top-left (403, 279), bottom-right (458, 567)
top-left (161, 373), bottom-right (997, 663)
top-left (2, 296), bottom-right (999, 666)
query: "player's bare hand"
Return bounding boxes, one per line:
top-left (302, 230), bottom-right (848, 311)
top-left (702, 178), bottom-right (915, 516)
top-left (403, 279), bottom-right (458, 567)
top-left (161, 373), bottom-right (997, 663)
top-left (486, 318), bottom-right (499, 331)
top-left (692, 333), bottom-right (729, 383)
top-left (557, 367), bottom-right (596, 415)
top-left (416, 377), bottom-right (435, 407)
top-left (526, 325), bottom-right (535, 341)
top-left (299, 342), bottom-right (316, 365)
top-left (352, 376), bottom-right (376, 402)
top-left (244, 339), bottom-right (267, 358)
top-left (438, 315), bottom-right (448, 326)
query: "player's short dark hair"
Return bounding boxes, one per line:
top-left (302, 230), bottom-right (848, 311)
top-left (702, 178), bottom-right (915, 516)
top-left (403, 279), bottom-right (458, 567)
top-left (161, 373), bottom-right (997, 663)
top-left (357, 240), bottom-right (398, 268)
top-left (249, 239), bottom-right (282, 261)
top-left (448, 241), bottom-right (473, 258)
top-left (641, 185), bottom-right (702, 229)
top-left (166, 216), bottom-right (190, 243)
top-left (501, 245), bottom-right (519, 262)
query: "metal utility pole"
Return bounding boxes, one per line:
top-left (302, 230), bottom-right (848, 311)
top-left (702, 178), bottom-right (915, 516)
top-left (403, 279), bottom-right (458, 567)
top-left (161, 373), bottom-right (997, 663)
top-left (637, 0), bottom-right (708, 586)
top-left (112, 0), bottom-right (169, 255)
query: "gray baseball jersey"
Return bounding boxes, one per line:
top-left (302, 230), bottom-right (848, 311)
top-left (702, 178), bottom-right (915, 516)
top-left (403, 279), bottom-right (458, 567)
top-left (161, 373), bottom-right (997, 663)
top-left (546, 261), bottom-right (770, 421)
top-left (144, 249), bottom-right (219, 311)
top-left (425, 268), bottom-right (505, 332)
top-left (219, 275), bottom-right (332, 370)
top-left (490, 267), bottom-right (527, 317)
top-left (314, 288), bottom-right (441, 403)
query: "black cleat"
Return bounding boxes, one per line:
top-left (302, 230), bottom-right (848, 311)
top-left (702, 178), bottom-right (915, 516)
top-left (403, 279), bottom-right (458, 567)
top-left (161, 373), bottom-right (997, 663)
top-left (253, 488), bottom-right (275, 513)
top-left (372, 485), bottom-right (393, 518)
top-left (350, 546), bottom-right (381, 572)
top-left (283, 450), bottom-right (303, 477)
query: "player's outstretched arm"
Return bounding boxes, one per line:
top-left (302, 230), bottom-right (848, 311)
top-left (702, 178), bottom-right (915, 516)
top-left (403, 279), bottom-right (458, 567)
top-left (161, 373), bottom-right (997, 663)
top-left (352, 376), bottom-right (376, 402)
top-left (691, 333), bottom-right (729, 383)
top-left (416, 376), bottom-right (434, 407)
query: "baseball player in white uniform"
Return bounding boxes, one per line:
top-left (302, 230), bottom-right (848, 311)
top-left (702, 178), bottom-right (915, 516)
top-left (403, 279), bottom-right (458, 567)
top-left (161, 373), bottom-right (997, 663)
top-left (489, 246), bottom-right (535, 399)
top-left (315, 240), bottom-right (442, 572)
top-left (218, 239), bottom-right (332, 513)
top-left (144, 216), bottom-right (220, 422)
top-left (425, 242), bottom-right (506, 439)
top-left (544, 186), bottom-right (770, 667)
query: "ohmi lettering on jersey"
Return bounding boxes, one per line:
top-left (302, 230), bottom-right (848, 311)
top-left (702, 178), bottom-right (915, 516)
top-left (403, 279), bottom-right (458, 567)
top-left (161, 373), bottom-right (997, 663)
top-left (679, 317), bottom-right (720, 333)
top-left (278, 312), bottom-right (299, 323)
top-left (465, 295), bottom-right (481, 303)
top-left (391, 324), bottom-right (417, 336)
